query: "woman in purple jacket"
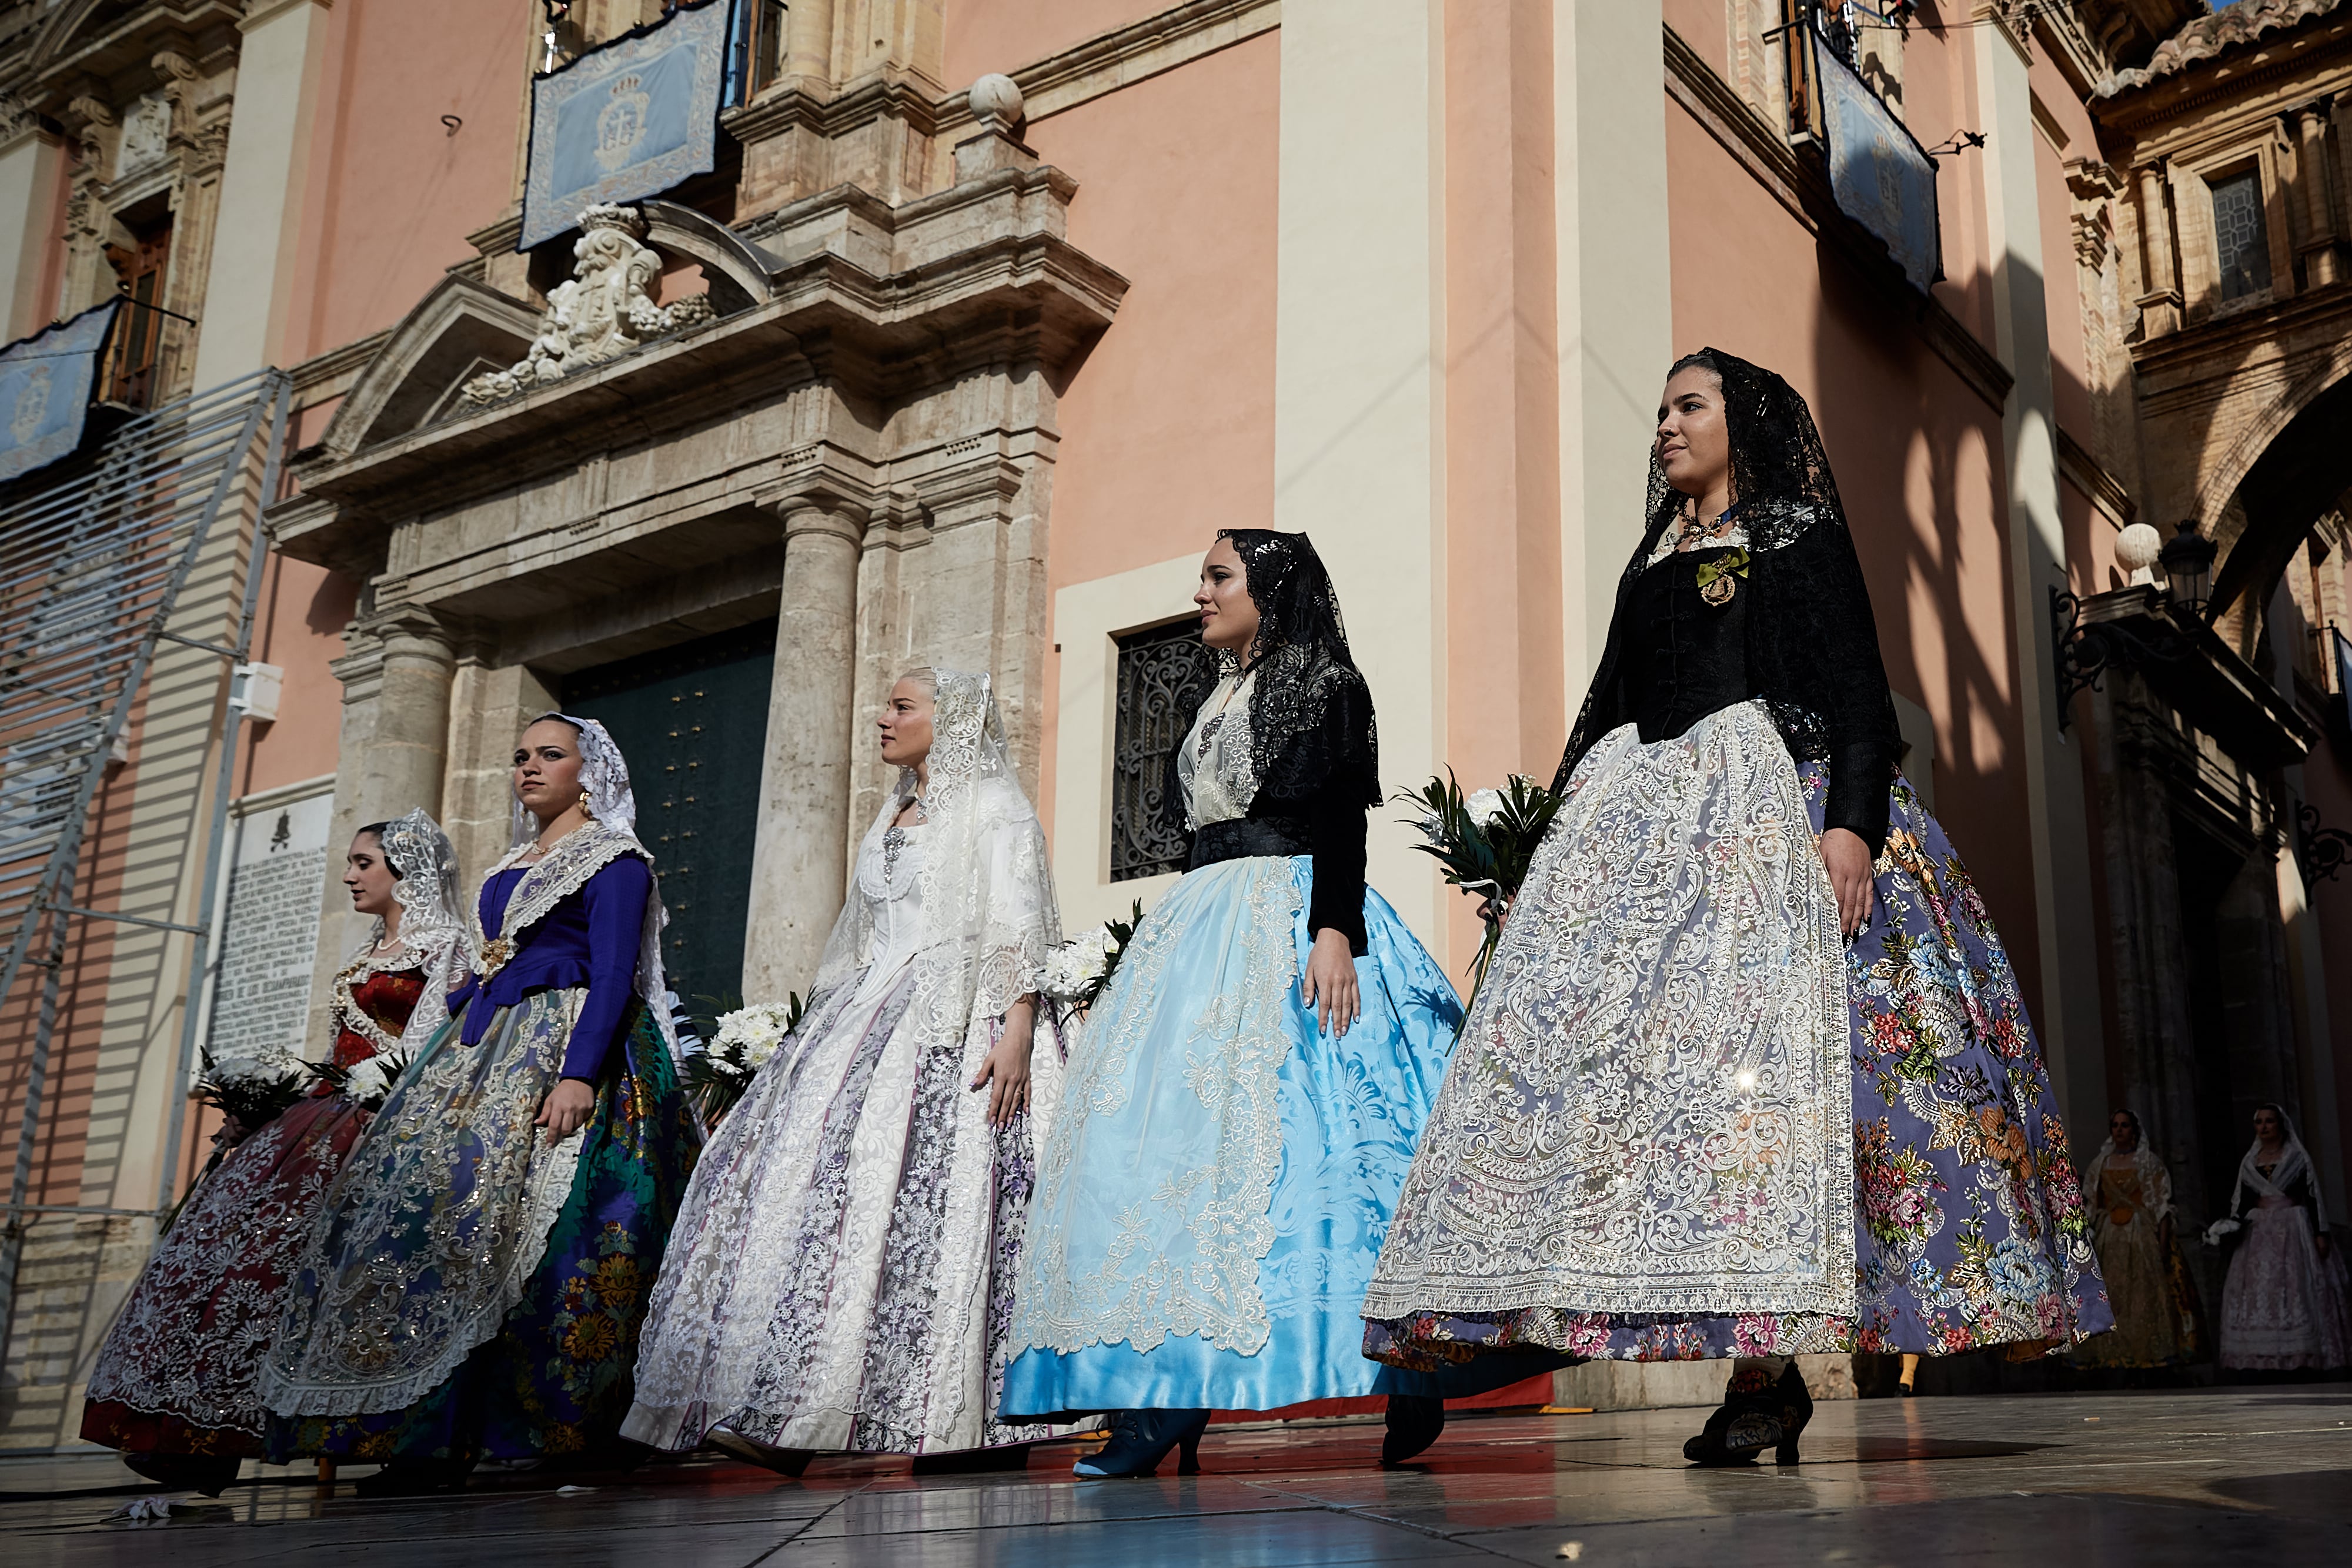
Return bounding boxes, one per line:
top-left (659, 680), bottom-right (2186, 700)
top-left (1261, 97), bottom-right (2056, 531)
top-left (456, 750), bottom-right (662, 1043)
top-left (262, 714), bottom-right (699, 1495)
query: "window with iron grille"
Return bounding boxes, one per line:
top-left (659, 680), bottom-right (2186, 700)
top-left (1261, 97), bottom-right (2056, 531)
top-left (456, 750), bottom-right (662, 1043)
top-left (1110, 618), bottom-right (1215, 882)
top-left (2211, 169), bottom-right (2271, 302)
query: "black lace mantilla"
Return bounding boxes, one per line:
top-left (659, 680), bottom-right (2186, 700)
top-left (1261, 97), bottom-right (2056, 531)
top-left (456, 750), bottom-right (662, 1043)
top-left (1215, 529), bottom-right (1379, 951)
top-left (1553, 348), bottom-right (1904, 849)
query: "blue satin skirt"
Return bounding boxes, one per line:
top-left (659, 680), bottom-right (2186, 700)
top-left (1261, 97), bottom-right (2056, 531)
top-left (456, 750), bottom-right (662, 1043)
top-left (1001, 855), bottom-right (1476, 1417)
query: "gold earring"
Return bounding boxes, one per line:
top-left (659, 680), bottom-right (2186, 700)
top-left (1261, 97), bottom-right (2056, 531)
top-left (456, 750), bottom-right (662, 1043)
top-left (580, 784), bottom-right (595, 817)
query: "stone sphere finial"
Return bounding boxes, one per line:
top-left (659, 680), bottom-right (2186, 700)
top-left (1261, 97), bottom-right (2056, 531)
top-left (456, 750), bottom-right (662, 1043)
top-left (969, 73), bottom-right (1024, 132)
top-left (2114, 521), bottom-right (2163, 586)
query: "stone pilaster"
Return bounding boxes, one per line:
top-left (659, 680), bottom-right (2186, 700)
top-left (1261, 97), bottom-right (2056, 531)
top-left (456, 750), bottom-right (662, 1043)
top-left (306, 600), bottom-right (456, 1043)
top-left (740, 496), bottom-right (869, 1003)
top-left (2134, 160), bottom-right (2184, 338)
top-left (2291, 99), bottom-right (2341, 289)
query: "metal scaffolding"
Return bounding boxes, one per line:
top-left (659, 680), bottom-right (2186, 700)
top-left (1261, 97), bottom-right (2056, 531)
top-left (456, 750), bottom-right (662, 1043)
top-left (0, 367), bottom-right (292, 1366)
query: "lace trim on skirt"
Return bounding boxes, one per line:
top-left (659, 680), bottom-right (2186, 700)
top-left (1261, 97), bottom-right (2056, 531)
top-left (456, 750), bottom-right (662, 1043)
top-left (1361, 701), bottom-right (1853, 1319)
top-left (259, 989), bottom-right (586, 1418)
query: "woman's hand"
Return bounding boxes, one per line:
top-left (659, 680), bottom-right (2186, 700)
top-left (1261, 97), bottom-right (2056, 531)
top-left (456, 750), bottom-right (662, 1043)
top-left (1302, 928), bottom-right (1360, 1038)
top-left (971, 997), bottom-right (1037, 1127)
top-left (1820, 827), bottom-right (1876, 939)
top-left (1475, 894), bottom-right (1513, 930)
top-left (536, 1078), bottom-right (597, 1140)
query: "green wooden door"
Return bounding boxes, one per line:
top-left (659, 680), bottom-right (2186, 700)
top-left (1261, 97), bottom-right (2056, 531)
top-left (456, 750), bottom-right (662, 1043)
top-left (560, 620), bottom-right (776, 1014)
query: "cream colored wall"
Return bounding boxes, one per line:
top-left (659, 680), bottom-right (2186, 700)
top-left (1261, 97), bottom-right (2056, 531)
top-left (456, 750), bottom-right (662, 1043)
top-left (1273, 0), bottom-right (1448, 944)
top-left (1050, 554), bottom-right (1200, 934)
top-left (1555, 0), bottom-right (1672, 699)
top-left (191, 0), bottom-right (333, 389)
top-left (1972, 13), bottom-right (2106, 1127)
top-left (0, 124), bottom-right (67, 341)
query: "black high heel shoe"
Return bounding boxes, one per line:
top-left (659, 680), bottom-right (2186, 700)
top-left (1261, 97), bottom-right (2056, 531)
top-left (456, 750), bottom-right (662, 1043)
top-left (1769, 1361), bottom-right (1813, 1465)
top-left (1380, 1395), bottom-right (1446, 1467)
top-left (1073, 1409), bottom-right (1211, 1477)
top-left (1682, 1368), bottom-right (1783, 1466)
top-left (707, 1427), bottom-right (815, 1477)
top-left (352, 1458), bottom-right (474, 1497)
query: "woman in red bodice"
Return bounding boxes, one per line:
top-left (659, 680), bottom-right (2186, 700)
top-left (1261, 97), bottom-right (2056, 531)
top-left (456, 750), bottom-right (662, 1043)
top-left (79, 810), bottom-right (470, 1496)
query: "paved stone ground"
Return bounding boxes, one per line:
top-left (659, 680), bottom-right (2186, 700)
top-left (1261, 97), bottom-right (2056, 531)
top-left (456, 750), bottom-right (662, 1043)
top-left (2, 1386), bottom-right (2346, 1566)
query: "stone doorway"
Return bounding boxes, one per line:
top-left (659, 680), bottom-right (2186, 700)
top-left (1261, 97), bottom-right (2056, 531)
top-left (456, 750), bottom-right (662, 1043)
top-left (560, 620), bottom-right (778, 1013)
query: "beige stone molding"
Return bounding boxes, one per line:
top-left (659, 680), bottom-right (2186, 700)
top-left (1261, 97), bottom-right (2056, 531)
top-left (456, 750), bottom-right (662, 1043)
top-left (936, 0), bottom-right (1281, 132)
top-left (1662, 24), bottom-right (2014, 413)
top-left (286, 326), bottom-right (390, 400)
top-left (2056, 425), bottom-right (2139, 525)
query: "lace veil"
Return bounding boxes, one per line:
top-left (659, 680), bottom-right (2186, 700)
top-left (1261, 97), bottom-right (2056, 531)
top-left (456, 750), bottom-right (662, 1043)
top-left (2227, 1105), bottom-right (2329, 1229)
top-left (1555, 347), bottom-right (1903, 788)
top-left (808, 670), bottom-right (1060, 1040)
top-left (493, 711), bottom-right (683, 1064)
top-left (1212, 529), bottom-right (1379, 814)
top-left (2083, 1111), bottom-right (2174, 1225)
top-left (369, 808), bottom-right (475, 1049)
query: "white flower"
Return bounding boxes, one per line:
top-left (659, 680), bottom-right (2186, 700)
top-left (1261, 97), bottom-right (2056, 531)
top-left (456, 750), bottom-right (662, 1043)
top-left (1465, 788), bottom-right (1506, 830)
top-left (211, 1051), bottom-right (303, 1087)
top-left (343, 1058), bottom-right (392, 1104)
top-left (1040, 923), bottom-right (1119, 1001)
top-left (714, 1001), bottom-right (794, 1071)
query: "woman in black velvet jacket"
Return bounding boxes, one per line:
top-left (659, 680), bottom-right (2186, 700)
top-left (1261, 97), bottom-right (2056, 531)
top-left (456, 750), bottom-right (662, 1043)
top-left (1002, 530), bottom-right (1501, 1475)
top-left (1362, 349), bottom-right (2109, 1466)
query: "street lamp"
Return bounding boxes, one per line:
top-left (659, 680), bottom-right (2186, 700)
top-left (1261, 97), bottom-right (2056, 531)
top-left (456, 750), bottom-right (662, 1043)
top-left (2159, 519), bottom-right (2217, 614)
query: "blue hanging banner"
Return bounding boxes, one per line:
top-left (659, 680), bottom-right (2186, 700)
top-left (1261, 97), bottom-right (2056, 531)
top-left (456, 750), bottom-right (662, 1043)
top-left (0, 300), bottom-right (121, 486)
top-left (521, 0), bottom-right (731, 252)
top-left (1815, 35), bottom-right (1943, 294)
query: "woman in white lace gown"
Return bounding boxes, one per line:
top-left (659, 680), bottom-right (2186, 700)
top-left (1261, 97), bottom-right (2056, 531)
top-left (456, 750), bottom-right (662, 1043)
top-left (622, 667), bottom-right (1066, 1471)
top-left (2214, 1105), bottom-right (2351, 1372)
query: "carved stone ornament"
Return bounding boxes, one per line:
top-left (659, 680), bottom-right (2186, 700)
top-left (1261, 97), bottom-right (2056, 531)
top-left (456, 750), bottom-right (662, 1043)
top-left (0, 92), bottom-right (36, 143)
top-left (460, 204), bottom-right (714, 407)
top-left (116, 92), bottom-right (173, 177)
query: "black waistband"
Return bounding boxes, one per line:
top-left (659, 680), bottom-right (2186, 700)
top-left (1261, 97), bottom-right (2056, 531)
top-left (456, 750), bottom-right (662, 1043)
top-left (1189, 816), bottom-right (1314, 870)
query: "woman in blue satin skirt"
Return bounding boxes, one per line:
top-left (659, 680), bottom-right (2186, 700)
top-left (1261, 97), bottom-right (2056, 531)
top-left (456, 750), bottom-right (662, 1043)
top-left (1001, 530), bottom-right (1552, 1475)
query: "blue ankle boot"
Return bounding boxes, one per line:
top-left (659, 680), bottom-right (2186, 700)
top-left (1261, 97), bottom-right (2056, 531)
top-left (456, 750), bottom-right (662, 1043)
top-left (1073, 1409), bottom-right (1211, 1477)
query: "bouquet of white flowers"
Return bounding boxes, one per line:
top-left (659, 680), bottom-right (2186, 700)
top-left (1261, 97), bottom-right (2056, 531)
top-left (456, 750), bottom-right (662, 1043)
top-left (681, 995), bottom-right (804, 1126)
top-left (1039, 900), bottom-right (1143, 1012)
top-left (193, 1049), bottom-right (312, 1138)
top-left (1395, 768), bottom-right (1566, 1008)
top-left (319, 1047), bottom-right (418, 1111)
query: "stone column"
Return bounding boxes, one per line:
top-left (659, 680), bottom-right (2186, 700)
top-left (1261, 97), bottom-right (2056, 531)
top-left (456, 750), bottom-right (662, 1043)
top-left (742, 497), bottom-right (867, 1002)
top-left (783, 0), bottom-right (837, 82)
top-left (309, 601), bottom-right (456, 1044)
top-left (2134, 160), bottom-right (2183, 337)
top-left (0, 103), bottom-right (68, 341)
top-left (2292, 99), bottom-right (2341, 289)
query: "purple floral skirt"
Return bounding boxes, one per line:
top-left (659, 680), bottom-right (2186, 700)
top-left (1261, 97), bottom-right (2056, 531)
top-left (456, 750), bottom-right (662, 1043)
top-left (1364, 768), bottom-right (2112, 1367)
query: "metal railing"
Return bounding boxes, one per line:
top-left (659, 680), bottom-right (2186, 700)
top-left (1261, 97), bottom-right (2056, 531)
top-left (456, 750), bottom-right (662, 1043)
top-left (0, 366), bottom-right (292, 1368)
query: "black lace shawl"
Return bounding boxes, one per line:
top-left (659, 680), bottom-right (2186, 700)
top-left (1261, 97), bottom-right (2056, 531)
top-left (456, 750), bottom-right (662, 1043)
top-left (1200, 529), bottom-right (1379, 952)
top-left (1552, 348), bottom-right (1904, 850)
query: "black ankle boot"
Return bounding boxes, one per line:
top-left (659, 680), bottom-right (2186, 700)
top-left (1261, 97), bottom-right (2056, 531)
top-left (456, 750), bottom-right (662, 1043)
top-left (1681, 1368), bottom-right (1784, 1466)
top-left (352, 1458), bottom-right (473, 1497)
top-left (1381, 1395), bottom-right (1446, 1467)
top-left (1073, 1409), bottom-right (1211, 1477)
top-left (121, 1452), bottom-right (242, 1497)
top-left (1769, 1361), bottom-right (1813, 1464)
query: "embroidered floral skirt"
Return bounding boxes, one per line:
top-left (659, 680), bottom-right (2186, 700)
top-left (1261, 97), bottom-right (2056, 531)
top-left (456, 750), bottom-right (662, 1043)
top-left (262, 992), bottom-right (697, 1463)
top-left (2217, 1199), bottom-right (2352, 1370)
top-left (623, 963), bottom-right (1067, 1456)
top-left (1363, 719), bottom-right (2110, 1369)
top-left (80, 1092), bottom-right (371, 1459)
top-left (1001, 854), bottom-right (1480, 1419)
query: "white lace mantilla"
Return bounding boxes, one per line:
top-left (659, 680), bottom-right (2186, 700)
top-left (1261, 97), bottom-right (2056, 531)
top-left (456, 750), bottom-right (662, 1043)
top-left (1014, 855), bottom-right (1302, 1357)
top-left (1362, 700), bottom-right (1853, 1319)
